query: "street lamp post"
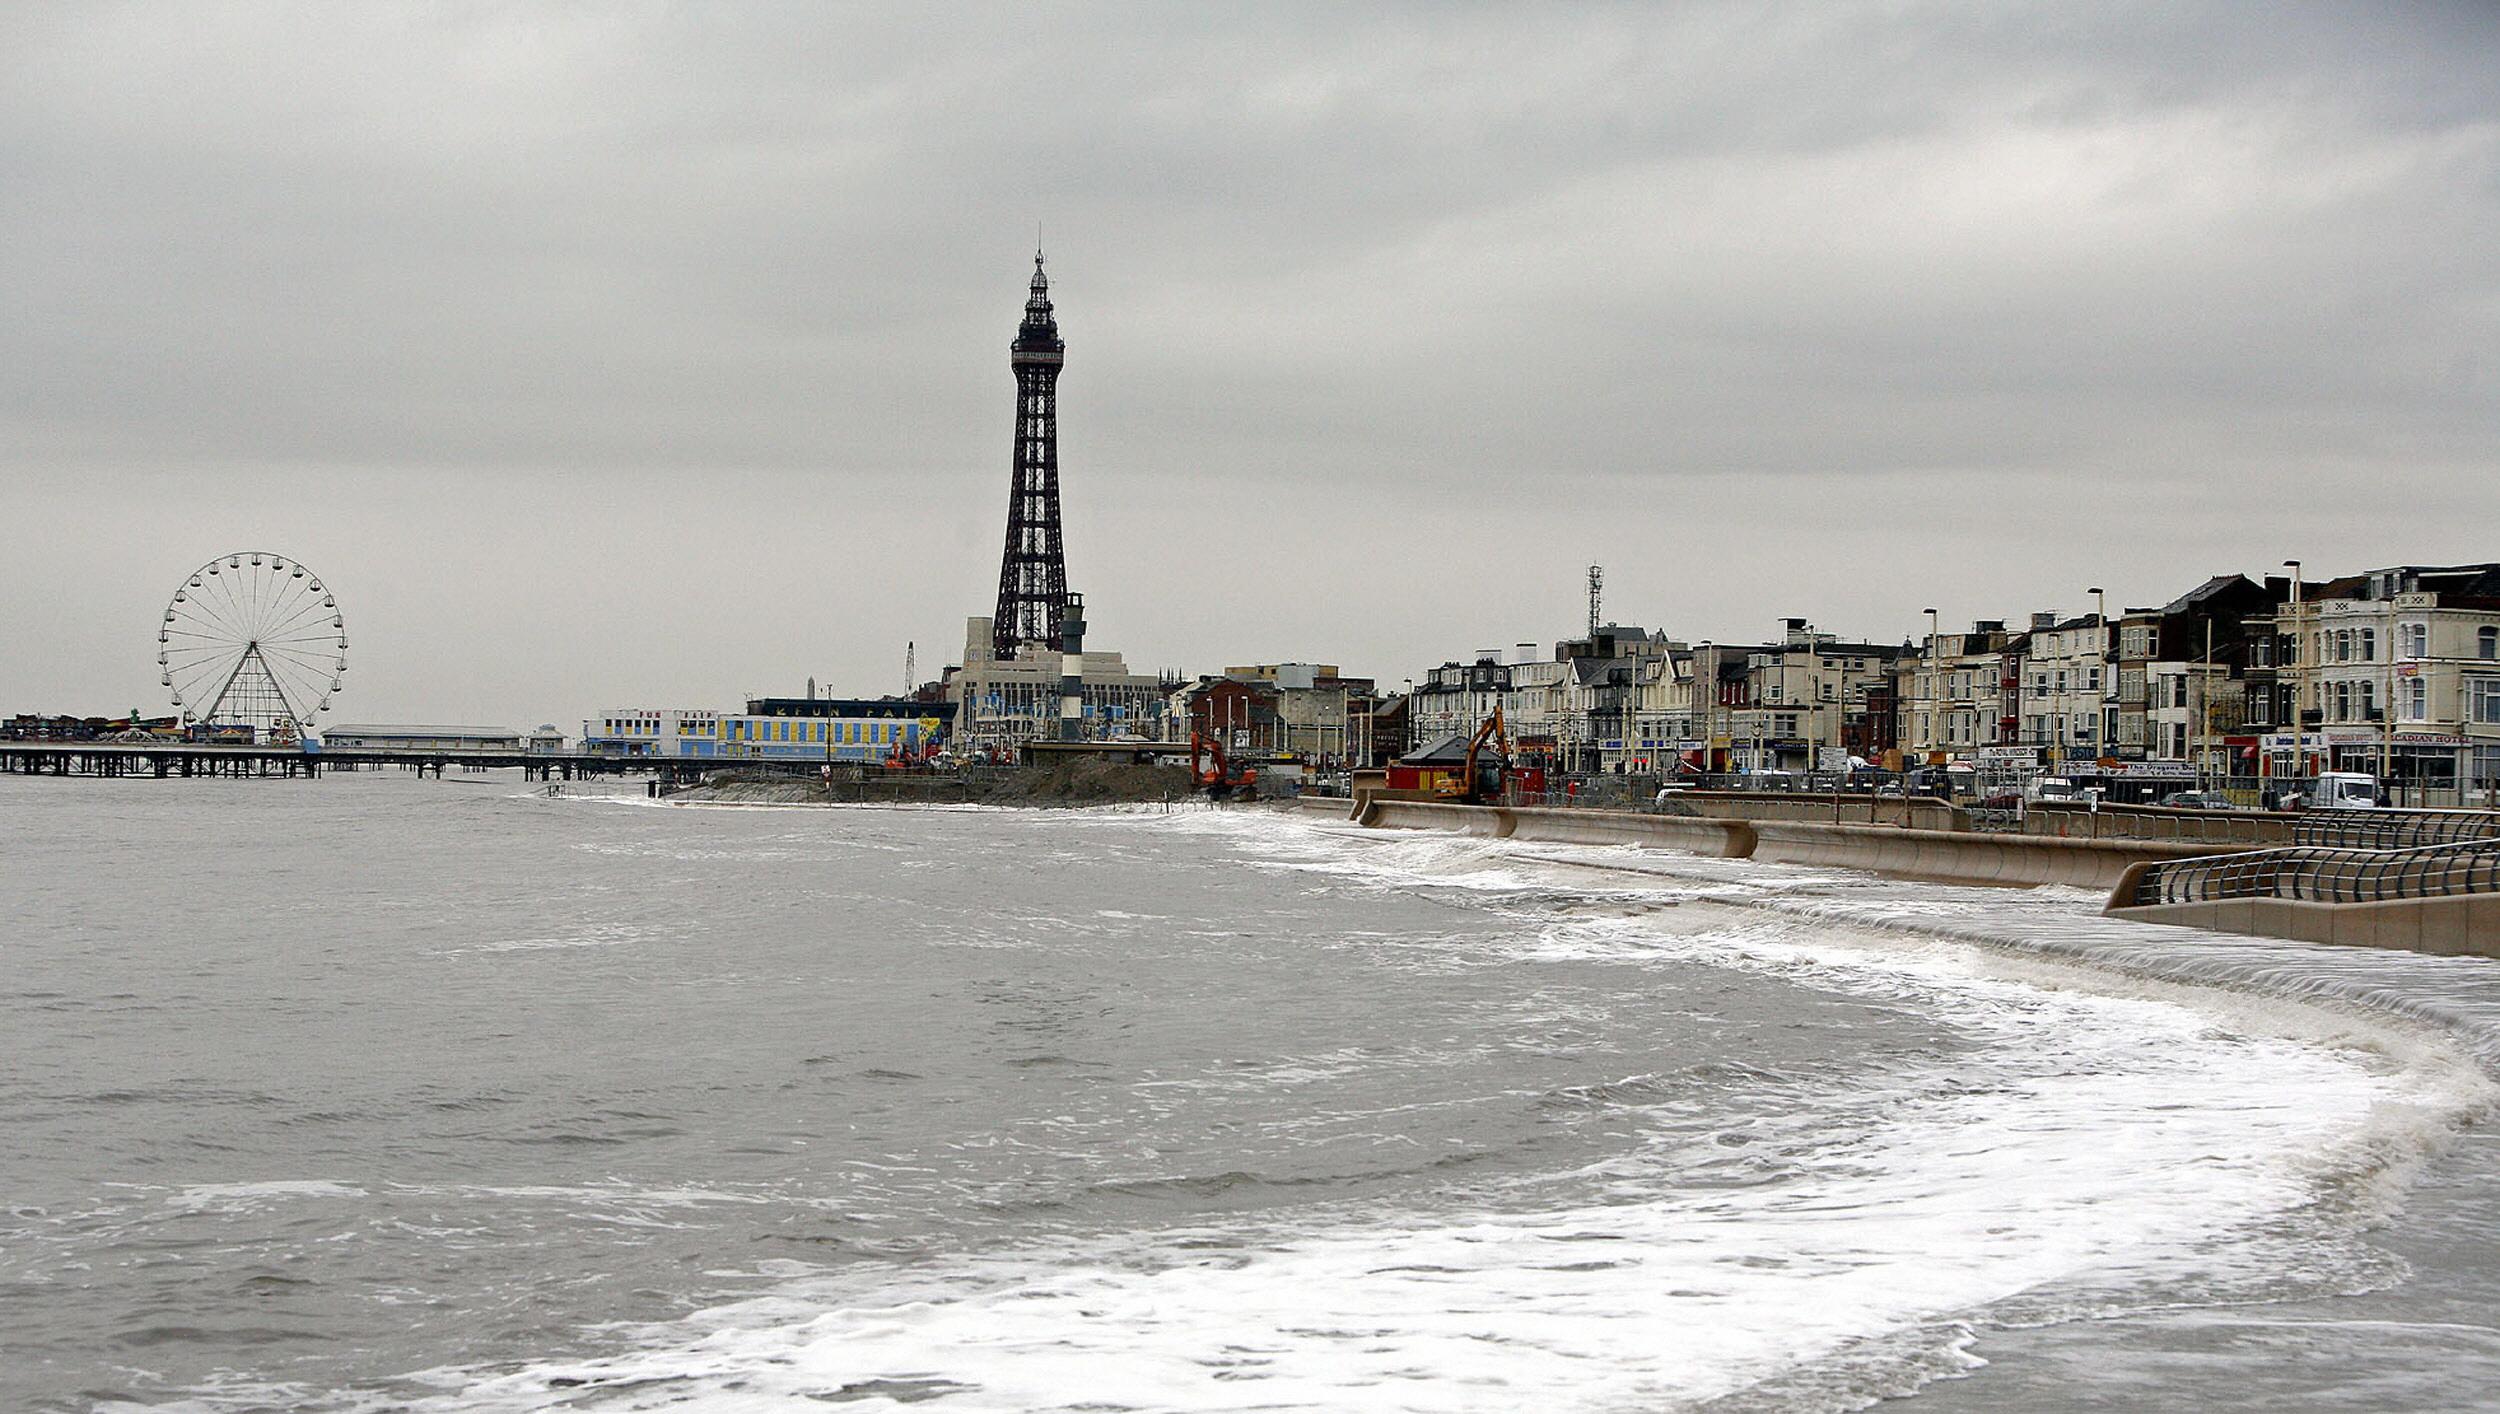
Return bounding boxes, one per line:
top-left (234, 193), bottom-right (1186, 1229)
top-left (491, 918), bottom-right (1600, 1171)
top-left (2088, 586), bottom-right (2109, 765)
top-left (1924, 607), bottom-right (1940, 763)
top-left (2283, 560), bottom-right (2305, 784)
top-left (2381, 605), bottom-right (2398, 797)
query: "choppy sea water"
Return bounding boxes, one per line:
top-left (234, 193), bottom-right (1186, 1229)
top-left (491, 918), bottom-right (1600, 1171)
top-left (4, 772), bottom-right (2499, 1413)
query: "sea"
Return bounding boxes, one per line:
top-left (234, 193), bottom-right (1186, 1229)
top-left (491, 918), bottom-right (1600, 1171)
top-left (6, 770), bottom-right (2500, 1413)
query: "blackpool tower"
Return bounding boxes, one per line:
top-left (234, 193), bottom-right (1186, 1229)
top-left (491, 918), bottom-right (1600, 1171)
top-left (990, 250), bottom-right (1068, 662)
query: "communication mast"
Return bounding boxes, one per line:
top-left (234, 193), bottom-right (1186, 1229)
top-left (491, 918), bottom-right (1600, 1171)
top-left (1587, 564), bottom-right (1604, 638)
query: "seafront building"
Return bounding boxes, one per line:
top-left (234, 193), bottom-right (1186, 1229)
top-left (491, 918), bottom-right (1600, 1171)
top-left (1161, 665), bottom-right (1380, 762)
top-left (943, 615), bottom-right (1168, 756)
top-left (2238, 564), bottom-right (2500, 795)
top-left (539, 254), bottom-right (2495, 800)
top-left (580, 702), bottom-right (945, 763)
top-left (1384, 560), bottom-right (2498, 801)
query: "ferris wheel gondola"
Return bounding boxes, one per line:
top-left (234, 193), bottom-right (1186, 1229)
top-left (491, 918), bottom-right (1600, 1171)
top-left (157, 552), bottom-right (348, 741)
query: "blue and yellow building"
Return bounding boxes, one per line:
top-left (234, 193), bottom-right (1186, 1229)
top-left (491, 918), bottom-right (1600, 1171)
top-left (582, 701), bottom-right (946, 763)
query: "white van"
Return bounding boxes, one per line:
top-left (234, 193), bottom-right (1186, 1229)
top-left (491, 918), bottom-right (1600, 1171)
top-left (2309, 771), bottom-right (2381, 809)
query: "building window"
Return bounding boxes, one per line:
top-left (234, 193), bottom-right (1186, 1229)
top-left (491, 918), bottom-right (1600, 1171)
top-left (2359, 627), bottom-right (2376, 662)
top-left (2482, 626), bottom-right (2498, 660)
top-left (2403, 675), bottom-right (2427, 722)
top-left (2470, 677), bottom-right (2500, 726)
top-left (2401, 622), bottom-right (2428, 659)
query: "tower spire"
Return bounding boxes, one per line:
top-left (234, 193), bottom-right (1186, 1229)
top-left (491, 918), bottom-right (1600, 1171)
top-left (992, 249), bottom-right (1069, 662)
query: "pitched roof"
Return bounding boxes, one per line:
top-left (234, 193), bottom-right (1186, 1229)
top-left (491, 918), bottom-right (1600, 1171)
top-left (1401, 731), bottom-right (1480, 766)
top-left (2158, 574), bottom-right (2260, 615)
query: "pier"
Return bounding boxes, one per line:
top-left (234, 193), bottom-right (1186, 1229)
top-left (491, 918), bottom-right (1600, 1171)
top-left (0, 741), bottom-right (725, 784)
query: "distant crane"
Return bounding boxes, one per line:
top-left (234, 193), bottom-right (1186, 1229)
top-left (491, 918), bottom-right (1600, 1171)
top-left (1587, 564), bottom-right (1604, 638)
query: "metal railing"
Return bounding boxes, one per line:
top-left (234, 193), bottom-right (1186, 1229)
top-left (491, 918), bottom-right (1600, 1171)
top-left (2290, 809), bottom-right (2500, 851)
top-left (2129, 838), bottom-right (2500, 908)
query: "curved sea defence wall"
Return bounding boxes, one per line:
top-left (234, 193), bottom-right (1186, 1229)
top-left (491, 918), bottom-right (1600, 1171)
top-left (1747, 821), bottom-right (2219, 891)
top-left (1661, 790), bottom-right (1965, 833)
top-left (2100, 890), bottom-right (2500, 958)
top-left (1360, 799), bottom-right (1515, 838)
top-left (1506, 806), bottom-right (1756, 856)
top-left (1356, 799), bottom-right (1752, 855)
top-left (1333, 797), bottom-right (2229, 889)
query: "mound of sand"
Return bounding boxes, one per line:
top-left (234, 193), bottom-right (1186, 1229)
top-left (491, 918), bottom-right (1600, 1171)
top-left (962, 757), bottom-right (1195, 806)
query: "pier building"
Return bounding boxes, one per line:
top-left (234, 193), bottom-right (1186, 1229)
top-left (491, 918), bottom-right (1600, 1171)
top-left (581, 706), bottom-right (944, 763)
top-left (322, 724), bottom-right (524, 752)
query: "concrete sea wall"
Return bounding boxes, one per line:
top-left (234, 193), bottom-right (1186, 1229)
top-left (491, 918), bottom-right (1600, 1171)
top-left (1746, 821), bottom-right (2218, 890)
top-left (2104, 888), bottom-right (2500, 957)
top-left (1281, 794), bottom-right (2491, 952)
top-left (2022, 801), bottom-right (2294, 846)
top-left (1331, 797), bottom-right (2221, 889)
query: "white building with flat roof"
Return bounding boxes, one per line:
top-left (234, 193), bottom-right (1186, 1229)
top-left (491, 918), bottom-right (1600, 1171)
top-left (320, 724), bottom-right (523, 751)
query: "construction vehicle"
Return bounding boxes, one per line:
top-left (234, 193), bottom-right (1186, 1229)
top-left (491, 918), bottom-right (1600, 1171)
top-left (1434, 708), bottom-right (1513, 806)
top-left (1190, 732), bottom-right (1259, 801)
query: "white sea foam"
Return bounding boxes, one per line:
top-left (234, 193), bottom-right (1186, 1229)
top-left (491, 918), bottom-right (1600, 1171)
top-left (377, 810), bottom-right (2493, 1413)
top-left (165, 1180), bottom-right (369, 1213)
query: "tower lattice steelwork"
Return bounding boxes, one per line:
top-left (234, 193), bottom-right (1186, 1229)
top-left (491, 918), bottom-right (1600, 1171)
top-left (991, 250), bottom-right (1068, 662)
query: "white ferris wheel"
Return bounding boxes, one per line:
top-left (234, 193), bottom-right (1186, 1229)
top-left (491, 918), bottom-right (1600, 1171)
top-left (158, 552), bottom-right (347, 741)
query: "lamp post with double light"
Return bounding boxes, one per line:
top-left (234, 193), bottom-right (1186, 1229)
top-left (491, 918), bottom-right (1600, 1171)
top-left (2283, 560), bottom-right (2306, 784)
top-left (1924, 607), bottom-right (1941, 765)
top-left (2088, 586), bottom-right (2111, 765)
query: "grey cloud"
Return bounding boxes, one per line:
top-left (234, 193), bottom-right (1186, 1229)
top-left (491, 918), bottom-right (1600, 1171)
top-left (3, 2), bottom-right (2495, 722)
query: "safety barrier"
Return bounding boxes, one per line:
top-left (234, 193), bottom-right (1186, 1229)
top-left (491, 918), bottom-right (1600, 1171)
top-left (2121, 838), bottom-right (2500, 908)
top-left (2105, 840), bottom-right (2500, 955)
top-left (2290, 809), bottom-right (2500, 851)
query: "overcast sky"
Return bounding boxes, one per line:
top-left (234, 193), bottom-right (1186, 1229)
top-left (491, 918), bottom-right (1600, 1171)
top-left (6, 2), bottom-right (2496, 725)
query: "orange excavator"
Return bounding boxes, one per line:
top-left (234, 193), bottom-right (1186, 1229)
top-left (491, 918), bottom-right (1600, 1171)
top-left (1190, 732), bottom-right (1259, 801)
top-left (1434, 707), bottom-right (1512, 806)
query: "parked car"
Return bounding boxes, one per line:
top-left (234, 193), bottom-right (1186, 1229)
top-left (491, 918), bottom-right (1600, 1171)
top-left (2164, 790), bottom-right (2237, 810)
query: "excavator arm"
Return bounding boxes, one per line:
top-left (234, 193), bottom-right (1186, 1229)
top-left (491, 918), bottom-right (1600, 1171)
top-left (1458, 707), bottom-right (1511, 805)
